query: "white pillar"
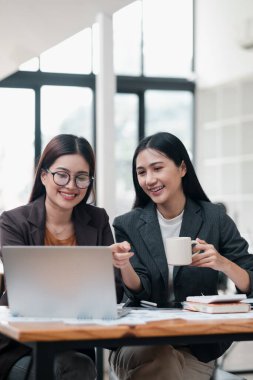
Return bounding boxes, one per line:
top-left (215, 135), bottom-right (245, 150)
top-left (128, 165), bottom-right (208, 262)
top-left (96, 13), bottom-right (116, 221)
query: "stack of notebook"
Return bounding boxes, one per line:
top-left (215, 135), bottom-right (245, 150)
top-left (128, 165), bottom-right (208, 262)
top-left (182, 294), bottom-right (250, 314)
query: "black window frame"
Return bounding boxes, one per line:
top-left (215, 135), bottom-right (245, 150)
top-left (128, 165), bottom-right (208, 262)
top-left (0, 0), bottom-right (196, 163)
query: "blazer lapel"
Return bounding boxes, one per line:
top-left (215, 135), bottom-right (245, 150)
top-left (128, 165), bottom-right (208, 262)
top-left (138, 203), bottom-right (168, 287)
top-left (73, 206), bottom-right (98, 246)
top-left (27, 196), bottom-right (46, 245)
top-left (173, 198), bottom-right (203, 279)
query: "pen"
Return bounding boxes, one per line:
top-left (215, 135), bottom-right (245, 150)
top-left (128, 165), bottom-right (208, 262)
top-left (140, 300), bottom-right (157, 308)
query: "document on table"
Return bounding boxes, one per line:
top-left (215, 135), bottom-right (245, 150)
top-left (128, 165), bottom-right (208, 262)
top-left (1, 307), bottom-right (253, 326)
top-left (64, 309), bottom-right (253, 325)
top-left (0, 305), bottom-right (62, 322)
top-left (64, 308), bottom-right (185, 325)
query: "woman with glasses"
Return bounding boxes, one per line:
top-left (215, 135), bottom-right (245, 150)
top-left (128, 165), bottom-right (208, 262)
top-left (111, 132), bottom-right (253, 380)
top-left (0, 134), bottom-right (130, 380)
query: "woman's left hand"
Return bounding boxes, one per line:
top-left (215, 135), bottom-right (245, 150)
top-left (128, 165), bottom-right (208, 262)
top-left (191, 238), bottom-right (229, 272)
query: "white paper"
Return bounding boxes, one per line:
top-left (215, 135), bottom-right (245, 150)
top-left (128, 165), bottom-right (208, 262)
top-left (1, 307), bottom-right (253, 327)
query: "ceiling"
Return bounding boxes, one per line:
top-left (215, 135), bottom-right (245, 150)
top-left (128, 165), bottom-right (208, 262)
top-left (0, 0), bottom-right (133, 80)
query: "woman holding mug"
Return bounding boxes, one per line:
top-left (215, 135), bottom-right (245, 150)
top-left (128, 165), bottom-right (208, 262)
top-left (0, 134), bottom-right (129, 380)
top-left (111, 132), bottom-right (253, 380)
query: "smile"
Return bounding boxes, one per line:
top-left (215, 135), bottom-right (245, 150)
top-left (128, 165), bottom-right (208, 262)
top-left (149, 185), bottom-right (165, 193)
top-left (59, 192), bottom-right (78, 200)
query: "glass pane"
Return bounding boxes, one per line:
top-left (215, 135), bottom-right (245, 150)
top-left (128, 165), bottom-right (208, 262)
top-left (0, 89), bottom-right (35, 212)
top-left (41, 86), bottom-right (93, 149)
top-left (40, 28), bottom-right (92, 74)
top-left (115, 94), bottom-right (138, 215)
top-left (113, 1), bottom-right (142, 75)
top-left (143, 0), bottom-right (193, 77)
top-left (19, 57), bottom-right (39, 71)
top-left (145, 90), bottom-right (193, 156)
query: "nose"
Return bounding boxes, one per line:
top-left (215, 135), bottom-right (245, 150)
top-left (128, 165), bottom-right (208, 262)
top-left (65, 176), bottom-right (77, 189)
top-left (145, 171), bottom-right (156, 186)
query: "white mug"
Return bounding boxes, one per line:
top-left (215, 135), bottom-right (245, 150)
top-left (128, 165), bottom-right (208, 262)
top-left (165, 237), bottom-right (197, 266)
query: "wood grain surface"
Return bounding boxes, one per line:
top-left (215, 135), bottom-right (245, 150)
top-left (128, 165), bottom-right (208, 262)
top-left (0, 307), bottom-right (253, 343)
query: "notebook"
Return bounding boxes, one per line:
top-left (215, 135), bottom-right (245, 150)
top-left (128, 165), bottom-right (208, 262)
top-left (2, 246), bottom-right (128, 320)
top-left (183, 294), bottom-right (250, 314)
top-left (186, 294), bottom-right (247, 304)
top-left (182, 301), bottom-right (250, 314)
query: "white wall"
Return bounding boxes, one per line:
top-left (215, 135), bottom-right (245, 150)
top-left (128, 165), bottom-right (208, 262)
top-left (196, 0), bottom-right (253, 87)
top-left (196, 0), bottom-right (253, 249)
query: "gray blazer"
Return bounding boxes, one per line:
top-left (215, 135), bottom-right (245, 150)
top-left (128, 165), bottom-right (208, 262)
top-left (113, 198), bottom-right (253, 362)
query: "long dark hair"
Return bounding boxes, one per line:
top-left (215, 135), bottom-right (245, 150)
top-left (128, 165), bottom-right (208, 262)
top-left (29, 134), bottom-right (95, 204)
top-left (132, 132), bottom-right (210, 208)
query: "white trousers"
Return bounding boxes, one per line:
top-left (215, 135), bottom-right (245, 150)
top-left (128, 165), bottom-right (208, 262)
top-left (110, 345), bottom-right (215, 380)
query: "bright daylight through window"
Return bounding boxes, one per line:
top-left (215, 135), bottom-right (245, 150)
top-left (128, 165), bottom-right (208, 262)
top-left (0, 0), bottom-right (194, 215)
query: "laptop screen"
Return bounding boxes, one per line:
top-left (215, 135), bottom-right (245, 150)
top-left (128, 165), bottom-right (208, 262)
top-left (2, 246), bottom-right (118, 319)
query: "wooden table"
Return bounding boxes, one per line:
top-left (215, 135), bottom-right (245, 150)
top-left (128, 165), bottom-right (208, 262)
top-left (1, 307), bottom-right (253, 379)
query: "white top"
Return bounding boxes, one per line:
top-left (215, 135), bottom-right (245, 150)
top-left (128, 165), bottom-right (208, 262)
top-left (157, 209), bottom-right (184, 302)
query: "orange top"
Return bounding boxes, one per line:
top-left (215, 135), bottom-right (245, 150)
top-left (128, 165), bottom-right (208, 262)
top-left (44, 227), bottom-right (76, 246)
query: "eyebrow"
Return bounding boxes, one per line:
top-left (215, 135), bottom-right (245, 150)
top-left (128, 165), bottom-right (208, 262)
top-left (136, 161), bottom-right (164, 170)
top-left (54, 167), bottom-right (89, 175)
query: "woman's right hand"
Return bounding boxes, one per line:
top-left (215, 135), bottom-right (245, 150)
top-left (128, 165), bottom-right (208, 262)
top-left (111, 241), bottom-right (142, 292)
top-left (110, 241), bottom-right (134, 269)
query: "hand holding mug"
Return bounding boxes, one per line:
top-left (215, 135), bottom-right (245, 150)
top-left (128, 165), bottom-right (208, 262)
top-left (191, 238), bottom-right (228, 271)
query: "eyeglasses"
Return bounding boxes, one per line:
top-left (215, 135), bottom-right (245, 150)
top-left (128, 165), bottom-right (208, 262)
top-left (46, 169), bottom-right (93, 189)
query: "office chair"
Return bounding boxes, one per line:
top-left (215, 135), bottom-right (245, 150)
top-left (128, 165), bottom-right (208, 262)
top-left (109, 367), bottom-right (246, 380)
top-left (211, 367), bottom-right (246, 380)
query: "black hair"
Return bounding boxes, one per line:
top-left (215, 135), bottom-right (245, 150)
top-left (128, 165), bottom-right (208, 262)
top-left (29, 134), bottom-right (95, 205)
top-left (132, 132), bottom-right (210, 208)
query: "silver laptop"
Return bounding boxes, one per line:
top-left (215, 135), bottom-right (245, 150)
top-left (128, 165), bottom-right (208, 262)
top-left (2, 246), bottom-right (127, 320)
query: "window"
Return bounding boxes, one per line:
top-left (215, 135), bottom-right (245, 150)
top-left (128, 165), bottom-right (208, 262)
top-left (113, 1), bottom-right (142, 75)
top-left (145, 90), bottom-right (193, 155)
top-left (40, 29), bottom-right (92, 74)
top-left (19, 57), bottom-right (39, 72)
top-left (113, 0), bottom-right (193, 78)
top-left (41, 86), bottom-right (93, 149)
top-left (0, 0), bottom-right (195, 215)
top-left (0, 89), bottom-right (35, 212)
top-left (143, 0), bottom-right (193, 77)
